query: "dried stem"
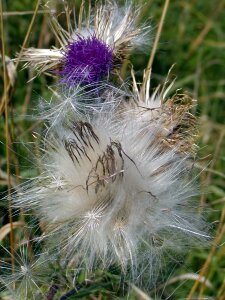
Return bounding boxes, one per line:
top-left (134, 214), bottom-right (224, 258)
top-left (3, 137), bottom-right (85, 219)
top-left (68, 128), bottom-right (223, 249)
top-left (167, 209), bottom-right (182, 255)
top-left (0, 0), bottom-right (14, 274)
top-left (187, 207), bottom-right (225, 299)
top-left (146, 0), bottom-right (170, 71)
top-left (0, 0), bottom-right (41, 114)
top-left (189, 1), bottom-right (225, 54)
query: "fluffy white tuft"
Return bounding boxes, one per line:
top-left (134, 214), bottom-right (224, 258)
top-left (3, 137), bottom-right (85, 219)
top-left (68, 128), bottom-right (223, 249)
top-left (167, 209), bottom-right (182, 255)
top-left (14, 80), bottom-right (209, 283)
top-left (0, 244), bottom-right (51, 300)
top-left (36, 82), bottom-right (127, 131)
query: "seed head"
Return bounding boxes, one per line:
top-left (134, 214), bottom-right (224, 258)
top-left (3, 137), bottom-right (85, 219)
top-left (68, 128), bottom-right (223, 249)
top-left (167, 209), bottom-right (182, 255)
top-left (13, 82), bottom-right (209, 284)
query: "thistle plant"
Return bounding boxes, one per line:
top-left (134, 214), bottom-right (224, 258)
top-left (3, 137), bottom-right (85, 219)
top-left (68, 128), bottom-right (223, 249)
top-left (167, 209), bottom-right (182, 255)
top-left (0, 1), bottom-right (211, 299)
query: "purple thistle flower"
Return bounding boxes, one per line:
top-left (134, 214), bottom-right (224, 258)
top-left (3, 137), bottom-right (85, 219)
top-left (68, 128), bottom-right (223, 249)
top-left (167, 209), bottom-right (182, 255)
top-left (60, 35), bottom-right (113, 85)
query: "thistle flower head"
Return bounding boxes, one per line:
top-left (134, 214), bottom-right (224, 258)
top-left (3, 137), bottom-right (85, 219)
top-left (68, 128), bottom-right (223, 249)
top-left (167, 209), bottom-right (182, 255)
top-left (18, 1), bottom-right (148, 82)
top-left (60, 34), bottom-right (113, 85)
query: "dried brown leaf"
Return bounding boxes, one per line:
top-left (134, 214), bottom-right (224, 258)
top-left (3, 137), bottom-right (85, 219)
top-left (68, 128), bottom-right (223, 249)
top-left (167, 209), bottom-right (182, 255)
top-left (0, 221), bottom-right (25, 241)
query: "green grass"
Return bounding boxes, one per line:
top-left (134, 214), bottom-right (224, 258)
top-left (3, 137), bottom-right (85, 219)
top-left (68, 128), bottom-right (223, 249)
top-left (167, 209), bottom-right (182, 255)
top-left (0, 0), bottom-right (224, 299)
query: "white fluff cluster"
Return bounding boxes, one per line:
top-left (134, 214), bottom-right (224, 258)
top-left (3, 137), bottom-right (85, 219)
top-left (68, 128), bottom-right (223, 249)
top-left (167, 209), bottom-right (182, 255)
top-left (37, 83), bottom-right (126, 130)
top-left (15, 80), bottom-right (208, 283)
top-left (0, 244), bottom-right (51, 300)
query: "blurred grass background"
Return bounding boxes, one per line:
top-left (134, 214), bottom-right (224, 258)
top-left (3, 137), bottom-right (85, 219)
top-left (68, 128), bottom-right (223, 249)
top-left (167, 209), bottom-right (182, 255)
top-left (0, 0), bottom-right (224, 299)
